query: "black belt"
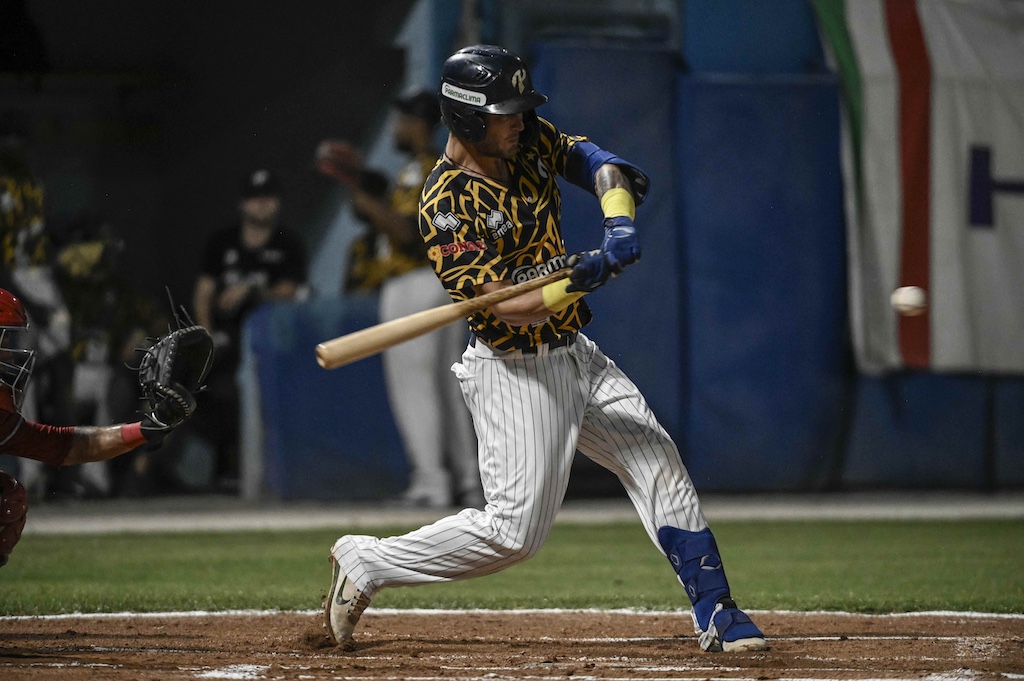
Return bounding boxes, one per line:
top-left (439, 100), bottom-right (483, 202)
top-left (470, 332), bottom-right (577, 354)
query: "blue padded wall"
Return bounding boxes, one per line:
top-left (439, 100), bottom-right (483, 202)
top-left (682, 0), bottom-right (826, 74)
top-left (248, 297), bottom-right (407, 500)
top-left (994, 378), bottom-right (1024, 486)
top-left (843, 374), bottom-right (989, 488)
top-left (531, 42), bottom-right (684, 440)
top-left (676, 74), bottom-right (849, 490)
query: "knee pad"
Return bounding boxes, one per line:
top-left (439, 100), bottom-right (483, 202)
top-left (0, 472), bottom-right (28, 568)
top-left (657, 526), bottom-right (731, 624)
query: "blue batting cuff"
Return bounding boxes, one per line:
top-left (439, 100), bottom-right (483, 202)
top-left (564, 141), bottom-right (650, 205)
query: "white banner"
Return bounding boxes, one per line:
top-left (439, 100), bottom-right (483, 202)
top-left (838, 0), bottom-right (1024, 374)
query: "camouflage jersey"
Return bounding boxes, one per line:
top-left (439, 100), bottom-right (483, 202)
top-left (418, 118), bottom-right (593, 352)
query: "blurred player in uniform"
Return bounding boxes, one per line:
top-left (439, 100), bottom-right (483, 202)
top-left (324, 45), bottom-right (766, 653)
top-left (316, 92), bottom-right (481, 509)
top-left (192, 169), bottom-right (308, 490)
top-left (0, 288), bottom-right (192, 567)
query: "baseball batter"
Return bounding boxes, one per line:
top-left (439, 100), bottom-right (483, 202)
top-left (326, 44), bottom-right (766, 654)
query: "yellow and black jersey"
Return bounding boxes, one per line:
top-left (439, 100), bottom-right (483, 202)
top-left (418, 118), bottom-right (593, 351)
top-left (344, 153), bottom-right (434, 293)
top-left (1, 173), bottom-right (50, 268)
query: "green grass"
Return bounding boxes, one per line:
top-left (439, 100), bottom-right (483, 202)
top-left (1, 520), bottom-right (1021, 616)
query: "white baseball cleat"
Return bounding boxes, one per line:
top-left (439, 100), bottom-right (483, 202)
top-left (324, 555), bottom-right (372, 647)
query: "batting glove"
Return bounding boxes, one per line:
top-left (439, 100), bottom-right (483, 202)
top-left (601, 216), bottom-right (641, 274)
top-left (566, 249), bottom-right (614, 293)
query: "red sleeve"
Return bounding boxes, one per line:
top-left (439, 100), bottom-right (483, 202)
top-left (0, 409), bottom-right (74, 467)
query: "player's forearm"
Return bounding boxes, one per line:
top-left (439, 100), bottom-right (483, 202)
top-left (594, 163), bottom-right (633, 198)
top-left (263, 280), bottom-right (299, 302)
top-left (63, 424), bottom-right (141, 466)
top-left (476, 281), bottom-right (552, 326)
top-left (193, 277), bottom-right (217, 330)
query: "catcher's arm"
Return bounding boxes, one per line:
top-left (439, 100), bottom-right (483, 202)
top-left (60, 415), bottom-right (190, 465)
top-left (56, 376), bottom-right (199, 464)
top-left (63, 425), bottom-right (150, 465)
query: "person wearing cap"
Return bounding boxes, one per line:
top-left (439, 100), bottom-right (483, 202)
top-left (191, 169), bottom-right (308, 491)
top-left (316, 91), bottom-right (482, 510)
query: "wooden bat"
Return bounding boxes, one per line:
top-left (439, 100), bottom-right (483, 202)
top-left (316, 268), bottom-right (571, 370)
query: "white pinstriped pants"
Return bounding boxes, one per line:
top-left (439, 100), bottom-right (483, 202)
top-left (331, 332), bottom-right (708, 596)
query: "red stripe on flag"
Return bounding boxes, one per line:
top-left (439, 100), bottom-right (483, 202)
top-left (885, 0), bottom-right (931, 368)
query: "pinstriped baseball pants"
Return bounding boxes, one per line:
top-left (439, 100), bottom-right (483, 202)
top-left (331, 332), bottom-right (708, 596)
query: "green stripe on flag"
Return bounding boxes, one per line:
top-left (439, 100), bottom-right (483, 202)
top-left (810, 0), bottom-right (864, 200)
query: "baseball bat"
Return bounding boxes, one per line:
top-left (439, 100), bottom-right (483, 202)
top-left (316, 268), bottom-right (571, 370)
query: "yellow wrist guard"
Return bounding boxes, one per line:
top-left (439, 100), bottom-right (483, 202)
top-left (542, 278), bottom-right (585, 312)
top-left (600, 187), bottom-right (636, 220)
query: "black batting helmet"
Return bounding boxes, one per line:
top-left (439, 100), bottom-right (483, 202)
top-left (438, 45), bottom-right (548, 144)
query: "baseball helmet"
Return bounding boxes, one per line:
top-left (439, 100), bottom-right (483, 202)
top-left (438, 45), bottom-right (548, 144)
top-left (0, 289), bottom-right (35, 409)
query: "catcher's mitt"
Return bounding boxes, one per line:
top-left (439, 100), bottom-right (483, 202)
top-left (135, 323), bottom-right (214, 439)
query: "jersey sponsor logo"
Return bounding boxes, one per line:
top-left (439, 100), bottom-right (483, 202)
top-left (427, 239), bottom-right (486, 261)
top-left (486, 210), bottom-right (513, 239)
top-left (441, 82), bottom-right (486, 106)
top-left (432, 212), bottom-right (461, 232)
top-left (510, 254), bottom-right (568, 283)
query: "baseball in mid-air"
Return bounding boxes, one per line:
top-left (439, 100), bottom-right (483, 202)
top-left (890, 286), bottom-right (927, 316)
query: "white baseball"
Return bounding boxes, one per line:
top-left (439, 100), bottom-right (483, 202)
top-left (890, 286), bottom-right (927, 316)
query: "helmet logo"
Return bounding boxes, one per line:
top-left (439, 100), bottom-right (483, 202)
top-left (511, 68), bottom-right (527, 94)
top-left (441, 82), bottom-right (487, 106)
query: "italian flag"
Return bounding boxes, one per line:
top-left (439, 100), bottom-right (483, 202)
top-left (812, 0), bottom-right (1024, 374)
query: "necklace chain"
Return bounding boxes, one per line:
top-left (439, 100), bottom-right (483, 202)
top-left (444, 154), bottom-right (508, 184)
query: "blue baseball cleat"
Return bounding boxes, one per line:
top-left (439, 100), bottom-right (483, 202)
top-left (691, 595), bottom-right (766, 652)
top-left (657, 526), bottom-right (767, 652)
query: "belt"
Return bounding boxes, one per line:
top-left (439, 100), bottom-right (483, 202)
top-left (469, 332), bottom-right (577, 355)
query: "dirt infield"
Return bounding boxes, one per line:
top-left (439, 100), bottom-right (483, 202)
top-left (2, 610), bottom-right (1022, 680)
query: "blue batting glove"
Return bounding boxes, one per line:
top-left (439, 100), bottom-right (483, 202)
top-left (601, 216), bottom-right (641, 274)
top-left (566, 249), bottom-right (614, 293)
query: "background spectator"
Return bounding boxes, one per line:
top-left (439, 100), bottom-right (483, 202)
top-left (191, 169), bottom-right (308, 492)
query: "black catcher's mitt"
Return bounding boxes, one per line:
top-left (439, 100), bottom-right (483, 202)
top-left (135, 322), bottom-right (214, 441)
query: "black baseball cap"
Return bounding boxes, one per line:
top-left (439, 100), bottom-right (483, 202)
top-left (240, 168), bottom-right (282, 198)
top-left (395, 91), bottom-right (441, 128)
